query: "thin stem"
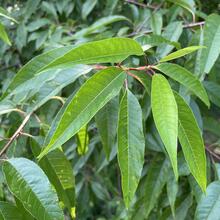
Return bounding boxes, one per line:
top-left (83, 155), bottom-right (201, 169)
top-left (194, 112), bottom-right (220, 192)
top-left (0, 113), bottom-right (31, 157)
top-left (128, 21), bottom-right (205, 37)
top-left (124, 0), bottom-right (159, 10)
top-left (206, 145), bottom-right (220, 162)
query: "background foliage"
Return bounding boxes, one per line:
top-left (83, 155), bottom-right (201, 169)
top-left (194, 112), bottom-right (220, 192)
top-left (0, 0), bottom-right (220, 219)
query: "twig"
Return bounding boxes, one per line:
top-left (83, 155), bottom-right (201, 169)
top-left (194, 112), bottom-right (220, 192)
top-left (128, 21), bottom-right (205, 37)
top-left (206, 145), bottom-right (220, 162)
top-left (0, 113), bottom-right (31, 157)
top-left (124, 0), bottom-right (159, 10)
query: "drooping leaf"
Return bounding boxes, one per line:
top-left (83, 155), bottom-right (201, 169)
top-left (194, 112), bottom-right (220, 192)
top-left (95, 97), bottom-right (119, 159)
top-left (200, 14), bottom-right (220, 74)
top-left (42, 38), bottom-right (143, 71)
top-left (3, 158), bottom-right (64, 220)
top-left (154, 63), bottom-right (210, 107)
top-left (133, 156), bottom-right (170, 219)
top-left (39, 67), bottom-right (126, 158)
top-left (174, 92), bottom-right (206, 192)
top-left (156, 21), bottom-right (183, 58)
top-left (117, 89), bottom-right (145, 207)
top-left (159, 46), bottom-right (205, 62)
top-left (0, 23), bottom-right (11, 45)
top-left (151, 74), bottom-right (178, 178)
top-left (0, 202), bottom-right (23, 220)
top-left (31, 137), bottom-right (75, 218)
top-left (77, 125), bottom-right (89, 155)
top-left (195, 181), bottom-right (220, 220)
top-left (204, 81), bottom-right (220, 107)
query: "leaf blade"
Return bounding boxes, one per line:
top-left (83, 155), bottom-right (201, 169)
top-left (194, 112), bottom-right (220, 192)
top-left (151, 74), bottom-right (178, 178)
top-left (3, 158), bottom-right (64, 220)
top-left (39, 67), bottom-right (126, 158)
top-left (154, 63), bottom-right (210, 107)
top-left (117, 90), bottom-right (145, 207)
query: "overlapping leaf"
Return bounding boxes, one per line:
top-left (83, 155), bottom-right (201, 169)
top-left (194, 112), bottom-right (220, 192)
top-left (95, 97), bottom-right (119, 159)
top-left (0, 202), bottom-right (23, 220)
top-left (3, 158), bottom-right (64, 220)
top-left (39, 67), bottom-right (126, 158)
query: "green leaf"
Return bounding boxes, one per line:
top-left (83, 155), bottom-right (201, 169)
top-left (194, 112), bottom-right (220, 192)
top-left (3, 158), bottom-right (64, 220)
top-left (77, 125), bottom-right (89, 155)
top-left (167, 0), bottom-right (195, 19)
top-left (195, 181), bottom-right (220, 220)
top-left (0, 202), bottom-right (23, 220)
top-left (150, 12), bottom-right (162, 35)
top-left (0, 23), bottom-right (11, 45)
top-left (73, 16), bottom-right (129, 38)
top-left (204, 81), bottom-right (220, 107)
top-left (151, 74), bottom-right (178, 178)
top-left (3, 45), bottom-right (74, 98)
top-left (133, 156), bottom-right (170, 219)
top-left (95, 97), bottom-right (119, 159)
top-left (42, 38), bottom-right (143, 71)
top-left (39, 67), bottom-right (126, 158)
top-left (154, 63), bottom-right (210, 107)
top-left (159, 46), bottom-right (205, 62)
top-left (167, 171), bottom-right (178, 217)
top-left (31, 137), bottom-right (75, 217)
top-left (200, 14), bottom-right (220, 74)
top-left (156, 21), bottom-right (183, 58)
top-left (117, 89), bottom-right (145, 207)
top-left (174, 92), bottom-right (206, 192)
top-left (135, 34), bottom-right (180, 52)
top-left (27, 65), bottom-right (92, 113)
top-left (82, 0), bottom-right (97, 20)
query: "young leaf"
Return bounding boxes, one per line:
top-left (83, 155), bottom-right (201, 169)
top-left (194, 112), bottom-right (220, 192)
top-left (195, 181), bottom-right (220, 220)
top-left (31, 137), bottom-right (75, 217)
top-left (0, 202), bottom-right (23, 220)
top-left (39, 67), bottom-right (126, 158)
top-left (77, 125), bottom-right (89, 155)
top-left (156, 21), bottom-right (183, 58)
top-left (42, 38), bottom-right (143, 71)
top-left (159, 46), bottom-right (205, 62)
top-left (150, 12), bottom-right (162, 35)
top-left (3, 158), bottom-right (64, 220)
top-left (154, 63), bottom-right (210, 107)
top-left (117, 90), bottom-right (145, 207)
top-left (200, 14), bottom-right (220, 74)
top-left (151, 74), bottom-right (178, 178)
top-left (95, 97), bottom-right (119, 159)
top-left (174, 92), bottom-right (206, 192)
top-left (133, 156), bottom-right (170, 219)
